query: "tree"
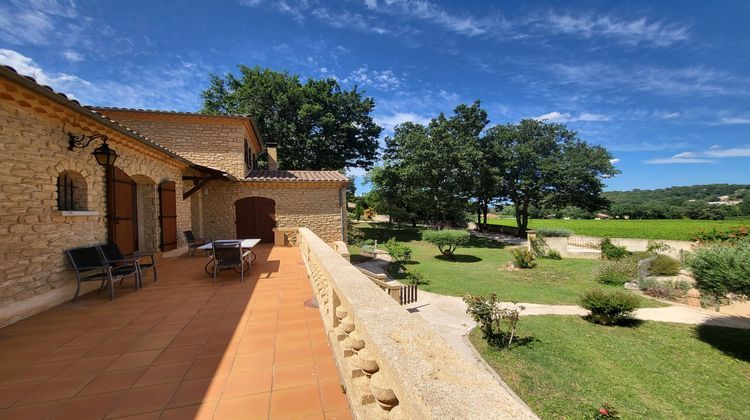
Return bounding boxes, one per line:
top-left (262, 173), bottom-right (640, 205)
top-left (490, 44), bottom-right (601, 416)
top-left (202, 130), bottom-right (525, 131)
top-left (201, 66), bottom-right (381, 170)
top-left (487, 119), bottom-right (618, 236)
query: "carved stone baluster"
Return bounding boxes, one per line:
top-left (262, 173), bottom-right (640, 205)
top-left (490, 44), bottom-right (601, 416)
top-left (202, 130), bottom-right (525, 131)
top-left (370, 372), bottom-right (399, 412)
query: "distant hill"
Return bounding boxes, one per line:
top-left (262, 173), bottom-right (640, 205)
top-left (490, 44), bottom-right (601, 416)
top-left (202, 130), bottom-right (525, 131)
top-left (603, 184), bottom-right (749, 207)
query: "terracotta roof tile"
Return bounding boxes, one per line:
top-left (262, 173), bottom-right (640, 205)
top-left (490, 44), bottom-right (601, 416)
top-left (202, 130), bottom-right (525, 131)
top-left (91, 106), bottom-right (253, 120)
top-left (244, 170), bottom-right (349, 183)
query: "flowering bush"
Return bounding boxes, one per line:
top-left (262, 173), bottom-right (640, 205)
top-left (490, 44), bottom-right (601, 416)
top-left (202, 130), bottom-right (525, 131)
top-left (463, 293), bottom-right (525, 348)
top-left (580, 288), bottom-right (640, 325)
top-left (511, 248), bottom-right (536, 268)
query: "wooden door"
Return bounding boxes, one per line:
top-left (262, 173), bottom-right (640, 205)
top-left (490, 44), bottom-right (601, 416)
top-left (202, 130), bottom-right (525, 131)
top-left (235, 197), bottom-right (276, 243)
top-left (107, 166), bottom-right (138, 255)
top-left (159, 181), bottom-right (177, 251)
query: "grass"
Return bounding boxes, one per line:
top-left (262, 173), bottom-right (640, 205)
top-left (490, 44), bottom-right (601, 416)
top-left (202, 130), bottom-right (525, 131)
top-left (487, 217), bottom-right (750, 241)
top-left (470, 316), bottom-right (750, 419)
top-left (351, 223), bottom-right (663, 307)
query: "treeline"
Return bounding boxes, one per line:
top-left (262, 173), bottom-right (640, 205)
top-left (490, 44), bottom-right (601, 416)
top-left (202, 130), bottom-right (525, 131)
top-left (363, 101), bottom-right (617, 235)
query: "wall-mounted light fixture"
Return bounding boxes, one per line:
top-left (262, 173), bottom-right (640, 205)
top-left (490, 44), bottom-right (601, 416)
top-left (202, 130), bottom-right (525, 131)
top-left (67, 132), bottom-right (119, 166)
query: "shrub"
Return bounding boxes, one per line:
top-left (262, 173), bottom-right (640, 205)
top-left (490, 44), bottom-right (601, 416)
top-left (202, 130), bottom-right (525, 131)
top-left (529, 236), bottom-right (549, 258)
top-left (693, 226), bottom-right (749, 243)
top-left (384, 238), bottom-right (412, 264)
top-left (685, 240), bottom-right (750, 310)
top-left (596, 258), bottom-right (637, 285)
top-left (511, 248), bottom-right (536, 268)
top-left (600, 238), bottom-right (629, 260)
top-left (422, 229), bottom-right (470, 258)
top-left (646, 240), bottom-right (671, 253)
top-left (463, 293), bottom-right (525, 348)
top-left (405, 269), bottom-right (428, 285)
top-left (535, 228), bottom-right (573, 237)
top-left (546, 249), bottom-right (562, 260)
top-left (649, 254), bottom-right (680, 276)
top-left (347, 226), bottom-right (365, 245)
top-left (362, 208), bottom-right (376, 220)
top-left (579, 288), bottom-right (640, 325)
top-left (638, 278), bottom-right (691, 300)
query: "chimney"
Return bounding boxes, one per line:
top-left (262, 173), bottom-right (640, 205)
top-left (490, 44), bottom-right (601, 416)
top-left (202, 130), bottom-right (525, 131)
top-left (266, 142), bottom-right (278, 171)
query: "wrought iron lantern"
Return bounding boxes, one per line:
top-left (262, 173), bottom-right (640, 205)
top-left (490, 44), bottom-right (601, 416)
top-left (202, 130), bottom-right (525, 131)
top-left (67, 132), bottom-right (119, 166)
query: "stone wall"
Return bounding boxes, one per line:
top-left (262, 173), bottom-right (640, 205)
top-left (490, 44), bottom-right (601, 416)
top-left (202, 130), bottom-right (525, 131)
top-left (298, 228), bottom-right (537, 419)
top-left (96, 111), bottom-right (257, 179)
top-left (201, 181), bottom-right (345, 243)
top-left (0, 95), bottom-right (193, 326)
top-left (533, 234), bottom-right (696, 259)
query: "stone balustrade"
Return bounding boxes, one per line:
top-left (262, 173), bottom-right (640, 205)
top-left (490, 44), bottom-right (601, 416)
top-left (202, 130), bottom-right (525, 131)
top-left (297, 227), bottom-right (537, 419)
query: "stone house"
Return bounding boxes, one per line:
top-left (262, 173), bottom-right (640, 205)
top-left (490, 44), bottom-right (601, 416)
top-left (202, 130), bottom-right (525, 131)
top-left (0, 65), bottom-right (349, 326)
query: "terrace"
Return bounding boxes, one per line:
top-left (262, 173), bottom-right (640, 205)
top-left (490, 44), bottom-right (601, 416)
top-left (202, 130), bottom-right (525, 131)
top-left (0, 228), bottom-right (533, 419)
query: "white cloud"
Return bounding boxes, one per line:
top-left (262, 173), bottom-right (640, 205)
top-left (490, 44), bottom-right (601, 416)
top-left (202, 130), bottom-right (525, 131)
top-left (610, 158), bottom-right (620, 164)
top-left (62, 50), bottom-right (83, 62)
top-left (311, 7), bottom-right (389, 34)
top-left (0, 0), bottom-right (88, 47)
top-left (344, 67), bottom-right (401, 91)
top-left (537, 12), bottom-right (689, 47)
top-left (661, 112), bottom-right (681, 120)
top-left (534, 111), bottom-right (611, 122)
top-left (375, 112), bottom-right (431, 131)
top-left (364, 0), bottom-right (502, 37)
top-left (646, 145), bottom-right (750, 164)
top-left (0, 49), bottom-right (87, 96)
top-left (720, 116), bottom-right (750, 125)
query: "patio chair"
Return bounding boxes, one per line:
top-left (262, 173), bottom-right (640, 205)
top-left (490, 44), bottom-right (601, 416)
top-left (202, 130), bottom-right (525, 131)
top-left (98, 243), bottom-right (157, 286)
top-left (210, 241), bottom-right (252, 283)
top-left (66, 246), bottom-right (139, 301)
top-left (184, 230), bottom-right (209, 257)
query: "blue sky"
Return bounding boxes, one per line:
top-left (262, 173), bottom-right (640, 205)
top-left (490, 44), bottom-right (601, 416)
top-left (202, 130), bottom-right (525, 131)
top-left (2, 0), bottom-right (749, 194)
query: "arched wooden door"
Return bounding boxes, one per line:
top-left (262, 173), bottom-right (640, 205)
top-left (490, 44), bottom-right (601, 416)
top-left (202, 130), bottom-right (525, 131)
top-left (235, 197), bottom-right (276, 243)
top-left (107, 166), bottom-right (138, 255)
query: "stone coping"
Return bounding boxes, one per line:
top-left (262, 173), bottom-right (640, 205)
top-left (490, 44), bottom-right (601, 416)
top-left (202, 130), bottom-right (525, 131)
top-left (298, 227), bottom-right (537, 419)
top-left (54, 210), bottom-right (100, 217)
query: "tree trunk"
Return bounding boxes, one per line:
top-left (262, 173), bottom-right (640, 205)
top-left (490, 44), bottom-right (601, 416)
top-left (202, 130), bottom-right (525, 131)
top-left (515, 204), bottom-right (524, 237)
top-left (482, 203), bottom-right (488, 226)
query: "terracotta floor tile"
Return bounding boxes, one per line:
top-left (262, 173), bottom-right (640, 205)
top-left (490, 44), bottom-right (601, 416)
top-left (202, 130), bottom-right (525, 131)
top-left (167, 377), bottom-right (226, 408)
top-left (0, 382), bottom-right (39, 408)
top-left (106, 382), bottom-right (179, 418)
top-left (222, 368), bottom-right (273, 398)
top-left (161, 401), bottom-right (217, 420)
top-left (214, 393), bottom-right (270, 420)
top-left (1, 360), bottom-right (70, 385)
top-left (129, 334), bottom-right (176, 352)
top-left (49, 391), bottom-right (121, 420)
top-left (133, 361), bottom-right (191, 388)
top-left (273, 362), bottom-right (317, 391)
top-left (184, 357), bottom-right (226, 380)
top-left (324, 408), bottom-right (353, 420)
top-left (17, 373), bottom-right (96, 404)
top-left (318, 378), bottom-right (349, 412)
top-left (106, 349), bottom-right (162, 371)
top-left (77, 368), bottom-right (146, 396)
top-left (232, 350), bottom-right (275, 374)
top-left (0, 400), bottom-right (66, 420)
top-left (56, 354), bottom-right (120, 378)
top-left (153, 344), bottom-right (203, 365)
top-left (269, 385), bottom-right (323, 419)
top-left (274, 346), bottom-right (315, 367)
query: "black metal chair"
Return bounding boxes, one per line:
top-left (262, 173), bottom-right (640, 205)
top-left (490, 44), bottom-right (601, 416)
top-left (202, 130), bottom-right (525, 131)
top-left (184, 230), bottom-right (209, 257)
top-left (98, 243), bottom-right (157, 286)
top-left (210, 241), bottom-right (252, 283)
top-left (67, 246), bottom-right (139, 301)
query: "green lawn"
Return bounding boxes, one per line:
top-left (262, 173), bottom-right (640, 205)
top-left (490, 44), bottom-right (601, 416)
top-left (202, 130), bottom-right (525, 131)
top-left (470, 317), bottom-right (750, 419)
top-left (352, 223), bottom-right (663, 307)
top-left (487, 217), bottom-right (750, 241)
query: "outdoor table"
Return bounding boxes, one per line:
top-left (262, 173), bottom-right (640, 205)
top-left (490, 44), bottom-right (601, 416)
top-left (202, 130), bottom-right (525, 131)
top-left (199, 239), bottom-right (261, 275)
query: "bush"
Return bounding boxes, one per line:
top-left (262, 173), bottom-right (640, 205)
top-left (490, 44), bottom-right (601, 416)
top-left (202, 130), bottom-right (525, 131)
top-left (546, 249), bottom-right (562, 260)
top-left (649, 254), bottom-right (680, 276)
top-left (535, 228), bottom-right (573, 237)
top-left (362, 208), bottom-right (376, 220)
top-left (384, 238), bottom-right (412, 264)
top-left (646, 240), bottom-right (671, 253)
top-left (579, 288), bottom-right (640, 325)
top-left (463, 293), bottom-right (525, 348)
top-left (685, 240), bottom-right (750, 310)
top-left (422, 229), bottom-right (470, 258)
top-left (596, 258), bottom-right (637, 285)
top-left (347, 226), bottom-right (365, 246)
top-left (600, 238), bottom-right (629, 260)
top-left (638, 278), bottom-right (691, 300)
top-left (529, 236), bottom-right (548, 258)
top-left (511, 248), bottom-right (536, 268)
top-left (693, 226), bottom-right (749, 243)
top-left (405, 269), bottom-right (428, 285)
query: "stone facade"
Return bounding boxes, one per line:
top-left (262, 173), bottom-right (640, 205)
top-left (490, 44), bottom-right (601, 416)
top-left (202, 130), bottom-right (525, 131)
top-left (201, 181), bottom-right (347, 243)
top-left (0, 81), bottom-right (193, 326)
top-left (93, 109), bottom-right (261, 179)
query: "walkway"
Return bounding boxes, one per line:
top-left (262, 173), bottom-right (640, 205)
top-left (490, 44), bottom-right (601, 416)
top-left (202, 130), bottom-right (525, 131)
top-left (0, 245), bottom-right (349, 419)
top-left (405, 290), bottom-right (750, 367)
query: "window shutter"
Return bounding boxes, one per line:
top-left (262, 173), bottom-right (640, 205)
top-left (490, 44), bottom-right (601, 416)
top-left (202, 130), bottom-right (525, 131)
top-left (159, 181), bottom-right (177, 251)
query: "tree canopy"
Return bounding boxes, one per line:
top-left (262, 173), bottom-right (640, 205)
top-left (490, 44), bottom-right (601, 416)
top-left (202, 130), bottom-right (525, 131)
top-left (201, 66), bottom-right (381, 171)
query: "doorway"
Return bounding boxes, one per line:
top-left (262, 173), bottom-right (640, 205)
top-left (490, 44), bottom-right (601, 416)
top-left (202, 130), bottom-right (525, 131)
top-left (235, 197), bottom-right (276, 243)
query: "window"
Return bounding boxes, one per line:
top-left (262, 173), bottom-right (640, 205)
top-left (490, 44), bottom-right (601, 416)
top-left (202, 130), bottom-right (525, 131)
top-left (244, 139), bottom-right (252, 171)
top-left (57, 171), bottom-right (87, 211)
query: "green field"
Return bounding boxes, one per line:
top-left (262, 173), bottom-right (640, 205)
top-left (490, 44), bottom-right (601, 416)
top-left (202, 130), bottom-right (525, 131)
top-left (470, 317), bottom-right (750, 419)
top-left (487, 217), bottom-right (750, 241)
top-left (351, 223), bottom-right (663, 306)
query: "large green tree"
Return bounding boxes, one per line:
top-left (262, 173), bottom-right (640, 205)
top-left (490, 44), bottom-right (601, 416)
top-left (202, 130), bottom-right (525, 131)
top-left (201, 66), bottom-right (381, 170)
top-left (487, 119), bottom-right (618, 236)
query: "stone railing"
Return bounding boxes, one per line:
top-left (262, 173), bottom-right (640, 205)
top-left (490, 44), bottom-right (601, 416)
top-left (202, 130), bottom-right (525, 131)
top-left (297, 227), bottom-right (537, 419)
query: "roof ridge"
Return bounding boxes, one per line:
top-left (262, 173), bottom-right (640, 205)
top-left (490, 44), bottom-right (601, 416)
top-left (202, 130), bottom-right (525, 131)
top-left (91, 106), bottom-right (252, 119)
